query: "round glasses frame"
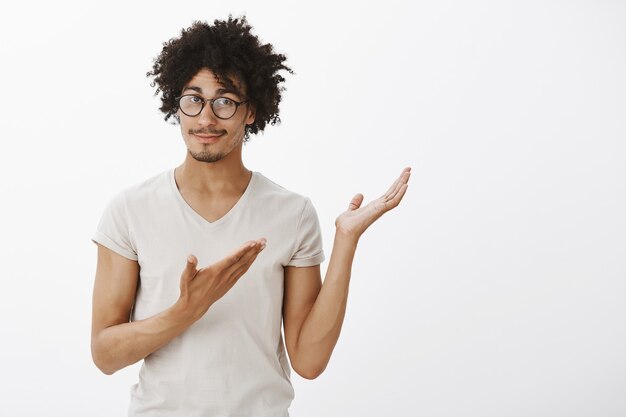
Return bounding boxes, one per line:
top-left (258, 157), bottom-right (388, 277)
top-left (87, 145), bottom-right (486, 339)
top-left (175, 94), bottom-right (250, 120)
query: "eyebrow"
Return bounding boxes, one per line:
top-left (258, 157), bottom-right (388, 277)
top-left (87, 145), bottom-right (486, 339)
top-left (182, 85), bottom-right (241, 97)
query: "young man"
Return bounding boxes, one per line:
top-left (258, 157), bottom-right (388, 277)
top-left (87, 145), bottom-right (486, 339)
top-left (91, 15), bottom-right (410, 417)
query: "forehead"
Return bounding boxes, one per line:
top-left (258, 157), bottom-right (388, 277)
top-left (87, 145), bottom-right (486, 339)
top-left (182, 68), bottom-right (244, 96)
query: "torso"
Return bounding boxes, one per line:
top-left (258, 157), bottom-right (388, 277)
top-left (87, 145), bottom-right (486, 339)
top-left (99, 168), bottom-right (325, 416)
top-left (174, 168), bottom-right (252, 224)
top-left (180, 193), bottom-right (241, 223)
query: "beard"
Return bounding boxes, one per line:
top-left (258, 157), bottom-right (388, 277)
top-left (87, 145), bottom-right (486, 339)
top-left (189, 149), bottom-right (226, 163)
top-left (186, 131), bottom-right (243, 163)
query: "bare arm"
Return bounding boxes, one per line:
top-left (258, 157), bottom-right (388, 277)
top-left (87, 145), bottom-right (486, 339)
top-left (283, 167), bottom-right (411, 379)
top-left (283, 233), bottom-right (356, 379)
top-left (91, 239), bottom-right (266, 375)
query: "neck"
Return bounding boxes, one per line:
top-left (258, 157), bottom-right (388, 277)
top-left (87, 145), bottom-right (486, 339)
top-left (175, 151), bottom-right (251, 196)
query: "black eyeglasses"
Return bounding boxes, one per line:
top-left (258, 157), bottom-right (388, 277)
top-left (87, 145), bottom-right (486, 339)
top-left (175, 94), bottom-right (250, 119)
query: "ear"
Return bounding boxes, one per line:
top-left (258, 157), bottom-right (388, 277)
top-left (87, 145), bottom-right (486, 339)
top-left (245, 103), bottom-right (256, 125)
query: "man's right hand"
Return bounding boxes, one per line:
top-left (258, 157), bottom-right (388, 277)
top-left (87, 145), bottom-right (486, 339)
top-left (175, 238), bottom-right (267, 322)
top-left (91, 238), bottom-right (266, 374)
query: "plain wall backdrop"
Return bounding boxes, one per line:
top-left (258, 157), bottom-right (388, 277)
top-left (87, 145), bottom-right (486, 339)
top-left (1, 1), bottom-right (624, 416)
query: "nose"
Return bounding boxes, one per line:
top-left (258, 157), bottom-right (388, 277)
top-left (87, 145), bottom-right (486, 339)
top-left (197, 101), bottom-right (219, 126)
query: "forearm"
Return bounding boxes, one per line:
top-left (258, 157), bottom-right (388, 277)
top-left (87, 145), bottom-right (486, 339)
top-left (295, 231), bottom-right (358, 377)
top-left (91, 302), bottom-right (195, 375)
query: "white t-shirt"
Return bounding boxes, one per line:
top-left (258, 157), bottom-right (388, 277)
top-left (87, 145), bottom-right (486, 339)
top-left (92, 168), bottom-right (325, 417)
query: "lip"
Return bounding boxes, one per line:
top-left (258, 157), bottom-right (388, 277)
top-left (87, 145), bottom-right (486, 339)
top-left (193, 133), bottom-right (223, 144)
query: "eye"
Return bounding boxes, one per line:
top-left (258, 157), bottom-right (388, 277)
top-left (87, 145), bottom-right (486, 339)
top-left (189, 95), bottom-right (203, 103)
top-left (214, 97), bottom-right (235, 106)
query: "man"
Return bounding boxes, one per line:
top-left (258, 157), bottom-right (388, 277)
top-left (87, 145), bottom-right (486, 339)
top-left (91, 15), bottom-right (410, 417)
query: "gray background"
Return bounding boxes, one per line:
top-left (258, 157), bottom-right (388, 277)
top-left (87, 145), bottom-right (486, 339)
top-left (1, 0), bottom-right (624, 416)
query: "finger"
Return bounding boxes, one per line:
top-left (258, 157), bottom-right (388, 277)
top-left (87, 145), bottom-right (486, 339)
top-left (226, 242), bottom-right (265, 280)
top-left (382, 167), bottom-right (411, 200)
top-left (182, 254), bottom-right (199, 284)
top-left (384, 169), bottom-right (411, 201)
top-left (214, 239), bottom-right (264, 271)
top-left (228, 249), bottom-right (263, 281)
top-left (382, 174), bottom-right (403, 198)
top-left (386, 183), bottom-right (409, 209)
top-left (348, 193), bottom-right (364, 211)
top-left (223, 238), bottom-right (266, 275)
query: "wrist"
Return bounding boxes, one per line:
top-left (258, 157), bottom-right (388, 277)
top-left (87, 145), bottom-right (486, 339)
top-left (168, 299), bottom-right (200, 327)
top-left (334, 228), bottom-right (360, 247)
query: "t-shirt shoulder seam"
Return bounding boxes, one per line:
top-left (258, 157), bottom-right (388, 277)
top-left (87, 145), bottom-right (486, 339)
top-left (255, 172), bottom-right (309, 200)
top-left (290, 197), bottom-right (310, 263)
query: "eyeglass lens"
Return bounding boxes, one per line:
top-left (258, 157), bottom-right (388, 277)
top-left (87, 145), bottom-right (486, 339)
top-left (179, 96), bottom-right (237, 119)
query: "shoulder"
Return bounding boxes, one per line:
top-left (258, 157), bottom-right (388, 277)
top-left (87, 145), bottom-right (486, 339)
top-left (117, 168), bottom-right (172, 208)
top-left (252, 171), bottom-right (314, 211)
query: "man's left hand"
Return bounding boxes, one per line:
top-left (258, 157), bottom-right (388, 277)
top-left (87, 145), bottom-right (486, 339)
top-left (335, 167), bottom-right (411, 241)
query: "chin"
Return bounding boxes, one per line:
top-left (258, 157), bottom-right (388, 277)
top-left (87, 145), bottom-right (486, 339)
top-left (189, 150), bottom-right (226, 163)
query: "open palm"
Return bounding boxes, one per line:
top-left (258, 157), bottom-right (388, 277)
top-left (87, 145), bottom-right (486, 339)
top-left (335, 167), bottom-right (411, 240)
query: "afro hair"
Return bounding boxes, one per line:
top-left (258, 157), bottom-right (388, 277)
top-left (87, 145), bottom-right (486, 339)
top-left (146, 14), bottom-right (294, 142)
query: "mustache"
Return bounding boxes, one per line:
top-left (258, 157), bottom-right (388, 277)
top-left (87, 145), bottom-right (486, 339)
top-left (191, 130), bottom-right (225, 135)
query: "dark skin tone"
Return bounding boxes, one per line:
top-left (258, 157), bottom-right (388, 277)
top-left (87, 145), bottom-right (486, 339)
top-left (90, 68), bottom-right (411, 378)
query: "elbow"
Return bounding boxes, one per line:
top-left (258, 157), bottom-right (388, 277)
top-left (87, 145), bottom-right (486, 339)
top-left (290, 350), bottom-right (329, 380)
top-left (95, 362), bottom-right (116, 376)
top-left (299, 371), bottom-right (321, 380)
top-left (98, 367), bottom-right (116, 376)
top-left (295, 364), bottom-right (326, 380)
top-left (92, 351), bottom-right (117, 375)
top-left (91, 339), bottom-right (117, 376)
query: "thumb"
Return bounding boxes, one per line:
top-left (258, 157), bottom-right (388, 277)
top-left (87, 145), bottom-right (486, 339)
top-left (183, 254), bottom-right (198, 282)
top-left (348, 193), bottom-right (364, 211)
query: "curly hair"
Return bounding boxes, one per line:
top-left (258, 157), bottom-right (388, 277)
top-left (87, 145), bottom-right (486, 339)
top-left (146, 14), bottom-right (294, 142)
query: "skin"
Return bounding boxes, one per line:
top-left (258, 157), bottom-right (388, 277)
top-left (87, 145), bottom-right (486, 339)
top-left (91, 67), bottom-right (411, 379)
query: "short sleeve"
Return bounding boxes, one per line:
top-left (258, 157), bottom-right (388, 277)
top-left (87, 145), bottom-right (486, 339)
top-left (91, 191), bottom-right (138, 261)
top-left (286, 197), bottom-right (325, 267)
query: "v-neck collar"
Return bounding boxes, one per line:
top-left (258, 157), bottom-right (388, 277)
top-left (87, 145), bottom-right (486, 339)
top-left (169, 167), bottom-right (257, 228)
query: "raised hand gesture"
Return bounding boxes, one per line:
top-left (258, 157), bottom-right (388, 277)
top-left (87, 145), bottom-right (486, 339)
top-left (177, 238), bottom-right (266, 322)
top-left (335, 167), bottom-right (411, 241)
